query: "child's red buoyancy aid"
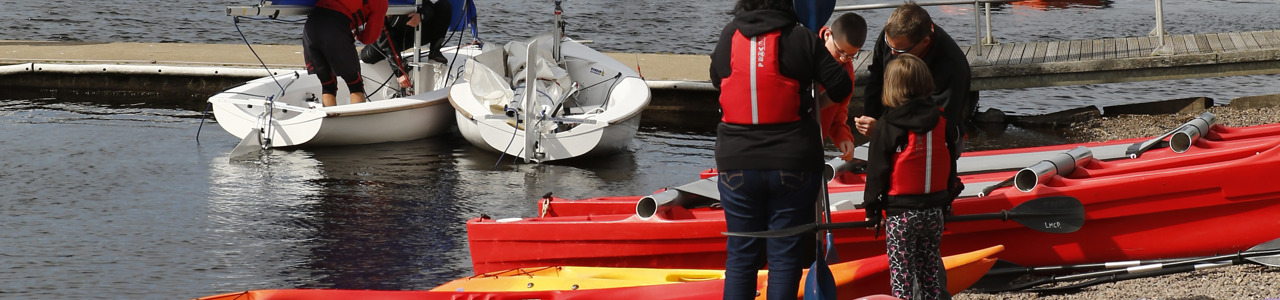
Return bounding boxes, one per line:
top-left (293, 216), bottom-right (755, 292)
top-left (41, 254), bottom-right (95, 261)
top-left (888, 115), bottom-right (951, 196)
top-left (718, 30), bottom-right (802, 125)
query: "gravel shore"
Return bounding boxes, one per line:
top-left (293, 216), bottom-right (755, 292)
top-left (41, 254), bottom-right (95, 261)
top-left (955, 105), bottom-right (1280, 300)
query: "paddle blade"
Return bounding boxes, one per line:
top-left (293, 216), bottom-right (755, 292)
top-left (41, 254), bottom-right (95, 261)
top-left (967, 260), bottom-right (1031, 293)
top-left (1007, 196), bottom-right (1084, 233)
top-left (794, 0), bottom-right (836, 33)
top-left (804, 257), bottom-right (837, 300)
top-left (229, 129), bottom-right (264, 161)
top-left (1245, 237), bottom-right (1280, 267)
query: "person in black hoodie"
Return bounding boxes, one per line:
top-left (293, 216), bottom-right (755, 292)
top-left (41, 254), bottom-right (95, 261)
top-left (863, 54), bottom-right (959, 300)
top-left (854, 1), bottom-right (972, 182)
top-left (708, 0), bottom-right (852, 298)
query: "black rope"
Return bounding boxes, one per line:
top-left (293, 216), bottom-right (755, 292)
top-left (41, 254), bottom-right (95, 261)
top-left (197, 101), bottom-right (211, 144)
top-left (494, 126), bottom-right (519, 169)
top-left (233, 16), bottom-right (289, 101)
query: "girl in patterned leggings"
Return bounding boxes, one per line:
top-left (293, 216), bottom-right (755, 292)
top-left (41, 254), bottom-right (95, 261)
top-left (862, 54), bottom-right (962, 300)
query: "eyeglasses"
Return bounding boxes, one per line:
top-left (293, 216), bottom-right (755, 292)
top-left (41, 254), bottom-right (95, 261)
top-left (886, 35), bottom-right (918, 55)
top-left (887, 24), bottom-right (933, 55)
top-left (833, 40), bottom-right (858, 61)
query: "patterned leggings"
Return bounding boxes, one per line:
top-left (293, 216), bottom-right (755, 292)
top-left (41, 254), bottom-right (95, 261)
top-left (885, 207), bottom-right (949, 300)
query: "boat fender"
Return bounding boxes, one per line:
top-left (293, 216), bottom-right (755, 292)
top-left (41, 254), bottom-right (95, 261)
top-left (1170, 112), bottom-right (1216, 153)
top-left (1014, 146), bottom-right (1093, 192)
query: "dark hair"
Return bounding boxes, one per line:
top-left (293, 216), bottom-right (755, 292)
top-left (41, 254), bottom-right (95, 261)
top-left (885, 1), bottom-right (932, 44)
top-left (830, 13), bottom-right (867, 48)
top-left (732, 0), bottom-right (794, 15)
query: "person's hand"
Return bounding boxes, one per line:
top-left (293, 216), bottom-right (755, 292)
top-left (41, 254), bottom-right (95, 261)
top-left (865, 208), bottom-right (884, 238)
top-left (838, 140), bottom-right (856, 161)
top-left (407, 12), bottom-right (422, 27)
top-left (854, 116), bottom-right (876, 136)
top-left (398, 75), bottom-right (414, 91)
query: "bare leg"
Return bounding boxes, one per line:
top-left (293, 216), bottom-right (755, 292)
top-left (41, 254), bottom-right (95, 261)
top-left (322, 93), bottom-right (337, 107)
top-left (350, 92), bottom-right (367, 104)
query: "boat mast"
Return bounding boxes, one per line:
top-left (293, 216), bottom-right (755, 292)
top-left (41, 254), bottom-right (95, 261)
top-left (411, 0), bottom-right (423, 93)
top-left (553, 0), bottom-right (564, 63)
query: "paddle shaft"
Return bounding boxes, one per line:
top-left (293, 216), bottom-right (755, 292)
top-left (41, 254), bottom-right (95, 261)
top-left (995, 248), bottom-right (1280, 292)
top-left (985, 257), bottom-right (1195, 277)
top-left (725, 196), bottom-right (1084, 238)
top-left (798, 2), bottom-right (839, 299)
top-left (1067, 248), bottom-right (1280, 281)
top-left (1026, 261), bottom-right (1232, 293)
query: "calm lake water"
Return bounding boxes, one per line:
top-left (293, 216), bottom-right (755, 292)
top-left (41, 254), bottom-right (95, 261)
top-left (1, 0), bottom-right (1279, 298)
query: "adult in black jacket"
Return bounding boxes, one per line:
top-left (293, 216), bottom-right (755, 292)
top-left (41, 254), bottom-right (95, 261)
top-left (855, 2), bottom-right (970, 209)
top-left (708, 0), bottom-right (852, 298)
top-left (854, 1), bottom-right (973, 153)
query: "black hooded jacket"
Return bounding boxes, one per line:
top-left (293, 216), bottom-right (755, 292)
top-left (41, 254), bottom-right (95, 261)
top-left (863, 96), bottom-right (961, 215)
top-left (709, 9), bottom-right (853, 171)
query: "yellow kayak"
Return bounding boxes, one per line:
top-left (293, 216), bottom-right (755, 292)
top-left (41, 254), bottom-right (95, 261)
top-left (431, 245), bottom-right (1004, 299)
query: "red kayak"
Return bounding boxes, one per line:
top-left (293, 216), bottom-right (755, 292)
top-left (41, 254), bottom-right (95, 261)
top-left (467, 120), bottom-right (1280, 274)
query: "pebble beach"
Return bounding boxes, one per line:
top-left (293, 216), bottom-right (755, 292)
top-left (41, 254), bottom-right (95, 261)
top-left (955, 105), bottom-right (1280, 300)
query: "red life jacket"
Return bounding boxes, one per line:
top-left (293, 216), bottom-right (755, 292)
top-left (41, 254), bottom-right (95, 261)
top-left (316, 0), bottom-right (370, 30)
top-left (718, 30), bottom-right (802, 125)
top-left (888, 114), bottom-right (951, 196)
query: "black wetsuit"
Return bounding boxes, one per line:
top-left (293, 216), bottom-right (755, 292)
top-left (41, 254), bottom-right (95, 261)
top-left (303, 7), bottom-right (365, 95)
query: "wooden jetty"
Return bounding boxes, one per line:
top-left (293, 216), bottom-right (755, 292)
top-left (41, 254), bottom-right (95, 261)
top-left (2, 29), bottom-right (1279, 113)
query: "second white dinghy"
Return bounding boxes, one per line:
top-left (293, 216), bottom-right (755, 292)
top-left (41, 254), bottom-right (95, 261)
top-left (447, 5), bottom-right (649, 163)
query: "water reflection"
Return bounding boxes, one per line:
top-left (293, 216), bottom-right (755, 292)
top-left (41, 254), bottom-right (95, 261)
top-left (1005, 0), bottom-right (1113, 11)
top-left (204, 148), bottom-right (326, 292)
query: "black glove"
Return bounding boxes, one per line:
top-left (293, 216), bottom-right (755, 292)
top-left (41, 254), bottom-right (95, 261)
top-left (948, 177), bottom-right (965, 200)
top-left (865, 207), bottom-right (884, 239)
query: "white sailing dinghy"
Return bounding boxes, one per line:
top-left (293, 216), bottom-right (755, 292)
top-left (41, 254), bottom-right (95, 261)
top-left (447, 2), bottom-right (649, 163)
top-left (211, 0), bottom-right (479, 156)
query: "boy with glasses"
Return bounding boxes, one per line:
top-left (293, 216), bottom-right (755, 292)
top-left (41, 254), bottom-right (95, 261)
top-left (817, 13), bottom-right (868, 161)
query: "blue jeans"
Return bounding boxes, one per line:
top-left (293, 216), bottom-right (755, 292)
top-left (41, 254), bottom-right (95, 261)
top-left (719, 169), bottom-right (820, 300)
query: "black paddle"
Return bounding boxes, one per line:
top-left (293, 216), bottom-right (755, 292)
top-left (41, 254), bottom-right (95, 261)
top-left (1025, 261), bottom-right (1231, 294)
top-left (794, 0), bottom-right (839, 298)
top-left (976, 236), bottom-right (1280, 293)
top-left (723, 196), bottom-right (1085, 238)
top-left (969, 257), bottom-right (1194, 293)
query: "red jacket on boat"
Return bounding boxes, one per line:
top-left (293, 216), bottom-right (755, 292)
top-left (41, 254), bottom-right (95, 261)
top-left (315, 0), bottom-right (388, 44)
top-left (708, 9), bottom-right (852, 171)
top-left (864, 96), bottom-right (960, 215)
